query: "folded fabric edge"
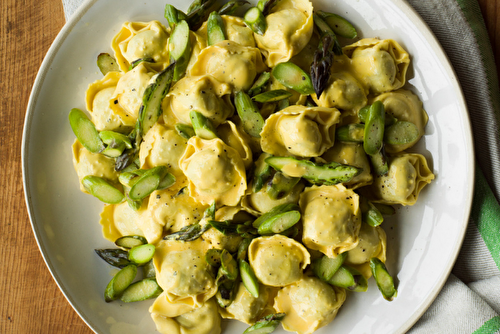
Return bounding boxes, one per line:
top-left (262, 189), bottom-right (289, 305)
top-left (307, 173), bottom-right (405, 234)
top-left (471, 164), bottom-right (500, 272)
top-left (455, 0), bottom-right (500, 202)
top-left (472, 315), bottom-right (500, 334)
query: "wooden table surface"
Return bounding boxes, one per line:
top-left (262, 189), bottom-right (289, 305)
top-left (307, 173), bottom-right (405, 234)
top-left (1, 0), bottom-right (499, 333)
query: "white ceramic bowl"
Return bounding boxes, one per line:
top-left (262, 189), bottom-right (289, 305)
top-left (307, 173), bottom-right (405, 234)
top-left (22, 0), bottom-right (474, 333)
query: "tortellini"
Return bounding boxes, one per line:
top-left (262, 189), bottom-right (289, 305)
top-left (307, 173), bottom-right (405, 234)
top-left (189, 41), bottom-right (266, 91)
top-left (85, 71), bottom-right (128, 132)
top-left (248, 235), bottom-right (310, 287)
top-left (345, 223), bottom-right (387, 278)
top-left (109, 62), bottom-right (156, 126)
top-left (179, 137), bottom-right (247, 206)
top-left (370, 153), bottom-right (434, 206)
top-left (322, 142), bottom-right (373, 189)
top-left (217, 121), bottom-right (254, 169)
top-left (111, 21), bottom-right (169, 71)
top-left (164, 75), bottom-right (233, 127)
top-left (144, 184), bottom-right (207, 234)
top-left (150, 296), bottom-right (221, 334)
top-left (99, 200), bottom-right (147, 242)
top-left (373, 89), bottom-right (429, 153)
top-left (299, 185), bottom-right (362, 257)
top-left (219, 283), bottom-right (270, 324)
top-left (139, 123), bottom-right (188, 178)
top-left (260, 105), bottom-right (340, 157)
top-left (274, 276), bottom-right (346, 334)
top-left (197, 15), bottom-right (256, 47)
top-left (71, 139), bottom-right (118, 193)
top-left (254, 0), bottom-right (314, 67)
top-left (312, 70), bottom-right (368, 111)
top-left (344, 38), bottom-right (410, 94)
top-left (154, 239), bottom-right (217, 305)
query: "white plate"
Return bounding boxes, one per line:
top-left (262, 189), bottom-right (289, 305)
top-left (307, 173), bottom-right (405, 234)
top-left (22, 0), bottom-right (474, 333)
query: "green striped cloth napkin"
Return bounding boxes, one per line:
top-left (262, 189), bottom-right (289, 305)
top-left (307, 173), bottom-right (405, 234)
top-left (62, 0), bottom-right (500, 332)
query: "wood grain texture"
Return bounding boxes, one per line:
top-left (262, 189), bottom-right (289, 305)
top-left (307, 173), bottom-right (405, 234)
top-left (1, 0), bottom-right (499, 333)
top-left (478, 0), bottom-right (500, 81)
top-left (0, 0), bottom-right (92, 333)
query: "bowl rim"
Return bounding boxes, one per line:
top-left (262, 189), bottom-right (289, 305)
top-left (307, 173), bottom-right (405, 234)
top-left (21, 0), bottom-right (475, 333)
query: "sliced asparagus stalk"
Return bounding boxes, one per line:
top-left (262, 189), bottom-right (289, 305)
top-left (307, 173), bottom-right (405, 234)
top-left (252, 89), bottom-right (292, 103)
top-left (208, 220), bottom-right (239, 235)
top-left (312, 253), bottom-right (347, 281)
top-left (220, 249), bottom-right (239, 280)
top-left (363, 201), bottom-right (384, 227)
top-left (364, 101), bottom-right (386, 156)
top-left (138, 62), bottom-right (176, 141)
top-left (266, 171), bottom-right (301, 200)
top-left (216, 278), bottom-right (238, 307)
top-left (358, 105), bottom-right (397, 126)
top-left (95, 249), bottom-right (131, 268)
top-left (265, 156), bottom-right (362, 186)
top-left (115, 235), bottom-right (148, 250)
top-left (119, 169), bottom-right (147, 188)
top-left (384, 121), bottom-right (420, 145)
top-left (128, 166), bottom-right (172, 200)
top-left (175, 123), bottom-right (196, 139)
top-left (120, 278), bottom-right (163, 302)
top-left (218, 0), bottom-right (250, 15)
top-left (313, 14), bottom-right (342, 55)
top-left (99, 131), bottom-right (133, 149)
top-left (186, 0), bottom-right (217, 30)
top-left (128, 57), bottom-right (155, 71)
top-left (104, 264), bottom-right (137, 302)
top-left (205, 249), bottom-right (223, 267)
top-left (248, 71), bottom-right (271, 96)
top-left (235, 91), bottom-right (265, 138)
top-left (252, 153), bottom-right (273, 193)
top-left (82, 176), bottom-right (124, 204)
top-left (336, 124), bottom-right (365, 143)
top-left (311, 33), bottom-right (335, 97)
top-left (244, 7), bottom-right (267, 35)
top-left (158, 172), bottom-right (176, 190)
top-left (369, 148), bottom-right (389, 176)
top-left (279, 225), bottom-right (298, 238)
top-left (257, 210), bottom-right (301, 235)
top-left (115, 149), bottom-right (137, 172)
top-left (142, 260), bottom-right (156, 278)
top-left (237, 238), bottom-right (252, 261)
top-left (169, 20), bottom-right (191, 81)
top-left (277, 98), bottom-right (290, 111)
top-left (207, 11), bottom-right (227, 45)
top-left (97, 53), bottom-right (119, 75)
top-left (328, 265), bottom-right (368, 292)
top-left (370, 258), bottom-right (397, 301)
top-left (272, 62), bottom-right (315, 95)
top-left (164, 222), bottom-right (211, 241)
top-left (317, 10), bottom-right (357, 39)
top-left (128, 244), bottom-right (155, 265)
top-left (374, 203), bottom-right (396, 216)
top-left (239, 259), bottom-right (259, 298)
top-left (101, 142), bottom-right (126, 158)
top-left (256, 0), bottom-right (277, 15)
top-left (252, 203), bottom-right (300, 228)
top-left (69, 108), bottom-right (105, 153)
top-left (203, 201), bottom-right (217, 220)
top-left (190, 110), bottom-right (218, 139)
top-left (164, 4), bottom-right (187, 28)
top-left (243, 313), bottom-right (286, 334)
